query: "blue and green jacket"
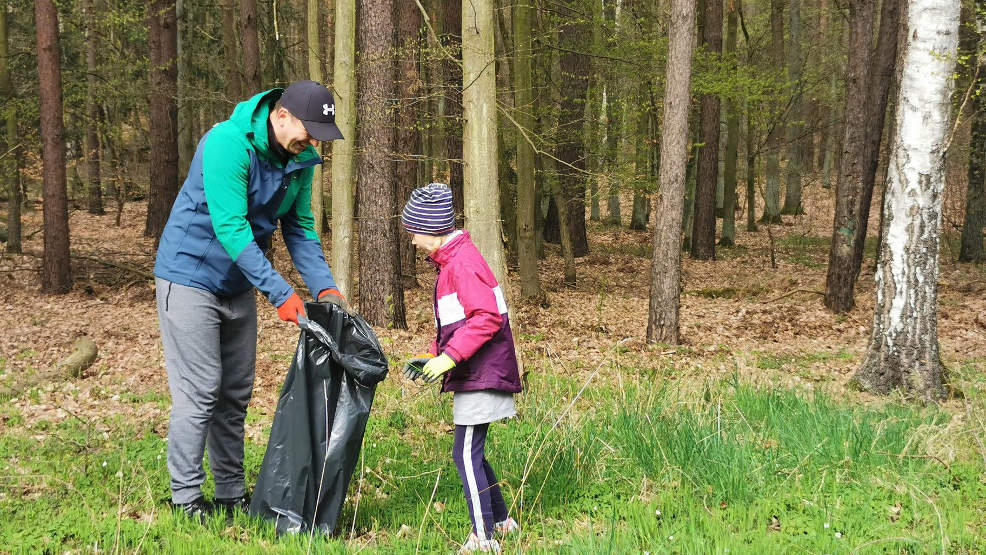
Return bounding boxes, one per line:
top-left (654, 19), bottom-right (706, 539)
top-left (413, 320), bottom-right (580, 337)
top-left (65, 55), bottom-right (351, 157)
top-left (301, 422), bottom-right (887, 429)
top-left (154, 89), bottom-right (335, 306)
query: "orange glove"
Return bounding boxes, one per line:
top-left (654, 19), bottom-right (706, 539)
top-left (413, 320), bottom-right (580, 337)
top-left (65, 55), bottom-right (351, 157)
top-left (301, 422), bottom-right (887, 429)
top-left (276, 293), bottom-right (306, 325)
top-left (318, 288), bottom-right (345, 304)
top-left (319, 288), bottom-right (355, 314)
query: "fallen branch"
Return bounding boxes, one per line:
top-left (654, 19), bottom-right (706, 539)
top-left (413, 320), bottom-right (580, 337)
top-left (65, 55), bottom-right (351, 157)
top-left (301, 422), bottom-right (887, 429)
top-left (55, 338), bottom-right (99, 379)
top-left (767, 289), bottom-right (825, 303)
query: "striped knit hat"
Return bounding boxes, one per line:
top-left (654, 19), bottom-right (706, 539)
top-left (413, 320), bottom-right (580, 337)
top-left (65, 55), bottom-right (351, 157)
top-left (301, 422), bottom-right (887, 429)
top-left (401, 183), bottom-right (456, 236)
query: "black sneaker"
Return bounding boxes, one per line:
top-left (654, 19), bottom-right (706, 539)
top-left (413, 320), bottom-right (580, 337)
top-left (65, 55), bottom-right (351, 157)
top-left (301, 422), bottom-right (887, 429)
top-left (214, 493), bottom-right (251, 513)
top-left (172, 497), bottom-right (214, 523)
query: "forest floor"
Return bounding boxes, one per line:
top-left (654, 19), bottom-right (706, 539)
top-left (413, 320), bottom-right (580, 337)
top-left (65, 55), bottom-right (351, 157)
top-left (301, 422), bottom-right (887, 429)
top-left (1, 184), bottom-right (985, 553)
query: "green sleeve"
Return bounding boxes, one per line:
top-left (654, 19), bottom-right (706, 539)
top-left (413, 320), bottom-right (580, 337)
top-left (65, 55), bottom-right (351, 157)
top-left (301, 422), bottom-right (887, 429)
top-left (201, 125), bottom-right (254, 260)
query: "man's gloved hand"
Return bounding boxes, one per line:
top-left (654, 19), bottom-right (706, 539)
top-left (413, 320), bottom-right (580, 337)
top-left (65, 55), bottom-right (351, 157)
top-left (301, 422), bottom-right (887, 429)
top-left (403, 353), bottom-right (436, 382)
top-left (422, 353), bottom-right (456, 382)
top-left (276, 293), bottom-right (306, 325)
top-left (318, 288), bottom-right (353, 313)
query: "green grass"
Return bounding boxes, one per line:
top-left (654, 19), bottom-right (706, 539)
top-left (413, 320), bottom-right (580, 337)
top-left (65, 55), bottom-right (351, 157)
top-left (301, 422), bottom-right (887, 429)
top-left (1, 369), bottom-right (984, 553)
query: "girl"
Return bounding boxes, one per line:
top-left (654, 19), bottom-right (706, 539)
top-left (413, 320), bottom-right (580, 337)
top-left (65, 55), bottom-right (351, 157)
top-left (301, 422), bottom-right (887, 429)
top-left (402, 183), bottom-right (522, 553)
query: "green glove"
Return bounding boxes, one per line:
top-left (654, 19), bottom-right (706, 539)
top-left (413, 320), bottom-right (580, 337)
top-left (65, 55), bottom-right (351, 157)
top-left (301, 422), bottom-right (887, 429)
top-left (421, 353), bottom-right (456, 382)
top-left (403, 354), bottom-right (436, 382)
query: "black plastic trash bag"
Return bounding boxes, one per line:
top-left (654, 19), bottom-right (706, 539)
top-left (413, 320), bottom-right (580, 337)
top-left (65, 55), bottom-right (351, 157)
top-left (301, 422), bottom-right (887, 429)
top-left (249, 302), bottom-right (389, 535)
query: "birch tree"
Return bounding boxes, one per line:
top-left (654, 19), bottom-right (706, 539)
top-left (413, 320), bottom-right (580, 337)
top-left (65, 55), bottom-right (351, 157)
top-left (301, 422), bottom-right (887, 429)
top-left (856, 0), bottom-right (959, 401)
top-left (648, 0), bottom-right (696, 344)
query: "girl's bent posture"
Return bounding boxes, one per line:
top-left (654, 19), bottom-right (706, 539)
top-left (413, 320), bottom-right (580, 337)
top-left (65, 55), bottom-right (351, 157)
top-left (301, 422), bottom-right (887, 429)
top-left (402, 183), bottom-right (522, 553)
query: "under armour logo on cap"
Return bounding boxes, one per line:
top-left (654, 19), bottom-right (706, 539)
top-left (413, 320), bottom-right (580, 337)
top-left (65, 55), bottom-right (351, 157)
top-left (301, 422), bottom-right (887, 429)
top-left (280, 80), bottom-right (344, 141)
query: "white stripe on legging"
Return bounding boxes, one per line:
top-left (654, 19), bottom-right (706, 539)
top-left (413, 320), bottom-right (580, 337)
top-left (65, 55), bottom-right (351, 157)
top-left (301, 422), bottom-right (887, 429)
top-left (462, 425), bottom-right (487, 541)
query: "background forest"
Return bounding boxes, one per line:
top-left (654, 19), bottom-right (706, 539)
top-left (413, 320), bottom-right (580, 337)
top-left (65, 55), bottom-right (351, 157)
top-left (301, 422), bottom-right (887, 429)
top-left (1, 0), bottom-right (985, 552)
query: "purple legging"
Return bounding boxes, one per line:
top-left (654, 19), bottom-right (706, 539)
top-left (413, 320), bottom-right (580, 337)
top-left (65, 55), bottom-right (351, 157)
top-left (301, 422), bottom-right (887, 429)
top-left (452, 423), bottom-right (508, 541)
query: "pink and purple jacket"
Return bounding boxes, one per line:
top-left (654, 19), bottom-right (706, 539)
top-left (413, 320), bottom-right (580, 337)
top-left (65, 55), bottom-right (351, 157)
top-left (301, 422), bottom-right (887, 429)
top-left (427, 231), bottom-right (522, 394)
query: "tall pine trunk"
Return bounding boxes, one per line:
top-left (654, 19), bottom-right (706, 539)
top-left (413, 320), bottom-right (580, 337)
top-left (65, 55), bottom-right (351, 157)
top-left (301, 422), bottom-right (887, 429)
top-left (557, 1), bottom-right (590, 273)
top-left (692, 0), bottom-right (722, 259)
top-left (36, 0), bottom-right (72, 293)
top-left (396, 0), bottom-right (422, 288)
top-left (960, 0), bottom-right (986, 262)
top-left (852, 0), bottom-right (902, 276)
top-left (357, 0), bottom-right (406, 329)
top-left (240, 0), bottom-right (260, 94)
top-left (762, 0), bottom-right (784, 224)
top-left (514, 0), bottom-right (540, 300)
top-left (84, 0), bottom-right (103, 215)
top-left (648, 0), bottom-right (696, 344)
top-left (857, 0), bottom-right (958, 401)
top-left (144, 0), bottom-right (179, 243)
top-left (221, 1), bottom-right (241, 101)
top-left (2, 0), bottom-right (19, 254)
top-left (442, 1), bottom-right (465, 220)
top-left (307, 0), bottom-right (325, 238)
top-left (824, 0), bottom-right (875, 313)
top-left (721, 0), bottom-right (739, 246)
top-left (781, 0), bottom-right (804, 215)
top-left (332, 0), bottom-right (356, 297)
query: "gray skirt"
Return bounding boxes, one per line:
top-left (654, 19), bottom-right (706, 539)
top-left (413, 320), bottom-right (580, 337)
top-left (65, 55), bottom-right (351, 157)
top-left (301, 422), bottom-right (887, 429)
top-left (452, 389), bottom-right (516, 426)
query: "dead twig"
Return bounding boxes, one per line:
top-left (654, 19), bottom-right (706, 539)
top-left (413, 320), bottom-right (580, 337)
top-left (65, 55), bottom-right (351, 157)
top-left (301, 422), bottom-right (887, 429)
top-left (767, 289), bottom-right (825, 303)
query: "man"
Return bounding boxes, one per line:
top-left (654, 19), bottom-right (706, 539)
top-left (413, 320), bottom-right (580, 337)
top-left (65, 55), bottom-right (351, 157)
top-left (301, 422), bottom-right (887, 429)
top-left (153, 80), bottom-right (346, 519)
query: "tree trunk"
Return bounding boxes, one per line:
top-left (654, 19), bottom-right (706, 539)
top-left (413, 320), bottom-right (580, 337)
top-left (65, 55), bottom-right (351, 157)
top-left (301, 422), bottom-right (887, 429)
top-left (762, 0), bottom-right (784, 224)
top-left (307, 0), bottom-right (325, 238)
top-left (587, 0), bottom-right (605, 223)
top-left (630, 84), bottom-right (653, 231)
top-left (84, 0), bottom-right (103, 215)
top-left (824, 0), bottom-right (875, 313)
top-left (463, 0), bottom-right (508, 288)
top-left (240, 0), bottom-right (260, 94)
top-left (821, 66), bottom-right (840, 189)
top-left (36, 0), bottom-right (72, 293)
top-left (961, 0), bottom-right (986, 263)
top-left (648, 0), bottom-right (696, 344)
top-left (781, 0), bottom-right (804, 215)
top-left (744, 0), bottom-right (758, 233)
top-left (721, 0), bottom-right (739, 246)
top-left (514, 0), bottom-right (540, 300)
top-left (176, 0), bottom-right (194, 182)
top-left (557, 0), bottom-right (590, 268)
top-left (357, 0), bottom-right (406, 329)
top-left (332, 0), bottom-right (356, 297)
top-left (221, 1), bottom-right (241, 101)
top-left (856, 0), bottom-right (958, 402)
top-left (692, 0), bottom-right (722, 259)
top-left (144, 0), bottom-right (179, 243)
top-left (396, 0), bottom-right (422, 288)
top-left (852, 0), bottom-right (902, 276)
top-left (441, 1), bottom-right (465, 222)
top-left (2, 0), bottom-right (20, 253)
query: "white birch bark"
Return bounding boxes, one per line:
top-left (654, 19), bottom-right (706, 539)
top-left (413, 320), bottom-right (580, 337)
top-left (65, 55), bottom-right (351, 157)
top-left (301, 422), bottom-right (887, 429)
top-left (856, 0), bottom-right (959, 401)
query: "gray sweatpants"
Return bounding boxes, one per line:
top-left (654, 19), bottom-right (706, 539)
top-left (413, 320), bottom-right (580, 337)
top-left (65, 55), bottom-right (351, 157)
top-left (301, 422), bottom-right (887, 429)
top-left (156, 278), bottom-right (257, 504)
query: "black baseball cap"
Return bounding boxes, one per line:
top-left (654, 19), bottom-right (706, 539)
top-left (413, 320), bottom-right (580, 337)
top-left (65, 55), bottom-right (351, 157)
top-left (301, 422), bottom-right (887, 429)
top-left (279, 80), bottom-right (344, 141)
